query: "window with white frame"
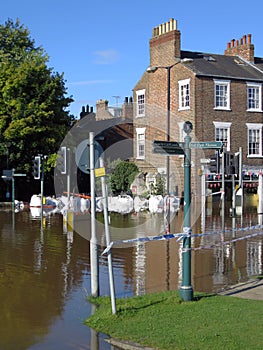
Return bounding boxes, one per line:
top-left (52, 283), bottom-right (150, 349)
top-left (178, 79), bottom-right (190, 110)
top-left (136, 89), bottom-right (145, 117)
top-left (136, 127), bottom-right (146, 159)
top-left (247, 82), bottom-right (262, 111)
top-left (246, 123), bottom-right (263, 156)
top-left (214, 80), bottom-right (230, 110)
top-left (213, 121), bottom-right (231, 151)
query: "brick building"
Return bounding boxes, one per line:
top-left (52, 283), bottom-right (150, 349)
top-left (133, 18), bottom-right (263, 199)
top-left (73, 98), bottom-right (133, 193)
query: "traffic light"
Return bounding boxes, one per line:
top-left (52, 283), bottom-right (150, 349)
top-left (209, 151), bottom-right (220, 173)
top-left (32, 156), bottom-right (41, 179)
top-left (57, 147), bottom-right (67, 174)
top-left (225, 152), bottom-right (235, 174)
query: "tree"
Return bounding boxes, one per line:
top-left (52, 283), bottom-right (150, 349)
top-left (0, 19), bottom-right (74, 176)
top-left (110, 161), bottom-right (139, 195)
top-left (152, 174), bottom-right (166, 196)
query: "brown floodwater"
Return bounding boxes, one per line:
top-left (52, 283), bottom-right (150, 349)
top-left (0, 202), bottom-right (262, 349)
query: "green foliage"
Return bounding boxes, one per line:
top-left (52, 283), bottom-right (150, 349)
top-left (87, 291), bottom-right (263, 350)
top-left (151, 173), bottom-right (166, 196)
top-left (0, 18), bottom-right (74, 175)
top-left (110, 161), bottom-right (139, 195)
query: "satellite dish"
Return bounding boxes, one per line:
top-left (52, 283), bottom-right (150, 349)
top-left (75, 139), bottom-right (103, 174)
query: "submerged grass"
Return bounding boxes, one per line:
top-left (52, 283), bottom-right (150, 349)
top-left (86, 291), bottom-right (263, 350)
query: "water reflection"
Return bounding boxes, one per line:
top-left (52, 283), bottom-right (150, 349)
top-left (0, 202), bottom-right (262, 349)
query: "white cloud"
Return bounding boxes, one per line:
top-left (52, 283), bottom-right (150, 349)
top-left (92, 49), bottom-right (120, 64)
top-left (68, 79), bottom-right (115, 86)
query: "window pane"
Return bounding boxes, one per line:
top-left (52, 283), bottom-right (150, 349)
top-left (248, 86), bottom-right (259, 110)
top-left (248, 129), bottom-right (260, 155)
top-left (215, 84), bottom-right (228, 108)
top-left (137, 94), bottom-right (145, 116)
top-left (179, 81), bottom-right (190, 109)
top-left (137, 133), bottom-right (145, 158)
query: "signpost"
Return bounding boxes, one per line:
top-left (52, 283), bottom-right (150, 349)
top-left (152, 140), bottom-right (184, 155)
top-left (153, 140), bottom-right (223, 153)
top-left (190, 141), bottom-right (223, 149)
top-left (153, 130), bottom-right (223, 302)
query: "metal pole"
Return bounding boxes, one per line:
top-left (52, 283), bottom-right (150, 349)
top-left (238, 147), bottom-right (243, 217)
top-left (90, 132), bottom-right (99, 297)
top-left (100, 158), bottom-right (116, 314)
top-left (165, 67), bottom-right (171, 233)
top-left (11, 169), bottom-right (15, 212)
top-left (201, 163), bottom-right (206, 232)
top-left (40, 156), bottom-right (44, 224)
top-left (221, 150), bottom-right (225, 230)
top-left (179, 123), bottom-right (193, 301)
top-left (67, 148), bottom-right (71, 228)
top-left (167, 67), bottom-right (171, 194)
top-left (258, 171), bottom-right (263, 226)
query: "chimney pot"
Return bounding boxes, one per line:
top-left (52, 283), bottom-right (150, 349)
top-left (247, 34), bottom-right (252, 44)
top-left (243, 35), bottom-right (247, 44)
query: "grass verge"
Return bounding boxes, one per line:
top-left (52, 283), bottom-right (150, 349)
top-left (86, 291), bottom-right (263, 350)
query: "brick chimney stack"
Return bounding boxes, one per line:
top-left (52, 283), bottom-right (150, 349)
top-left (122, 96), bottom-right (133, 120)
top-left (149, 18), bottom-right (181, 67)
top-left (96, 99), bottom-right (110, 120)
top-left (224, 34), bottom-right (254, 62)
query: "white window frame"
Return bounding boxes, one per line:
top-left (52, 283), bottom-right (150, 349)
top-left (246, 82), bottom-right (262, 112)
top-left (213, 121), bottom-right (232, 151)
top-left (214, 80), bottom-right (231, 110)
top-left (178, 78), bottom-right (190, 110)
top-left (246, 123), bottom-right (263, 157)
top-left (136, 127), bottom-right (146, 159)
top-left (136, 89), bottom-right (145, 117)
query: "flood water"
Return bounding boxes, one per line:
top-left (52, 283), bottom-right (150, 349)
top-left (0, 202), bottom-right (262, 350)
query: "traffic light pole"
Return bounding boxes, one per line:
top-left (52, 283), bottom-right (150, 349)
top-left (40, 155), bottom-right (45, 224)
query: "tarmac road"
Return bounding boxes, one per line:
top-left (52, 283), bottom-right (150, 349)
top-left (217, 278), bottom-right (263, 300)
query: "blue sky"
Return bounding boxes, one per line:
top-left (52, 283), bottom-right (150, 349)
top-left (1, 0), bottom-right (263, 118)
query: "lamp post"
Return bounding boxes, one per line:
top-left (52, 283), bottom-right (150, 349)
top-left (147, 59), bottom-right (192, 195)
top-left (147, 61), bottom-right (181, 235)
top-left (147, 61), bottom-right (180, 195)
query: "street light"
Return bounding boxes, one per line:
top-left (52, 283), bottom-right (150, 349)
top-left (147, 58), bottom-right (193, 194)
top-left (147, 58), bottom-right (192, 234)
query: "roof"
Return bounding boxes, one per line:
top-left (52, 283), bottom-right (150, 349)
top-left (181, 50), bottom-right (263, 82)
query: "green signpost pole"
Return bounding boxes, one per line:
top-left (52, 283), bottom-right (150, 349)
top-left (180, 121), bottom-right (194, 301)
top-left (152, 126), bottom-right (223, 301)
